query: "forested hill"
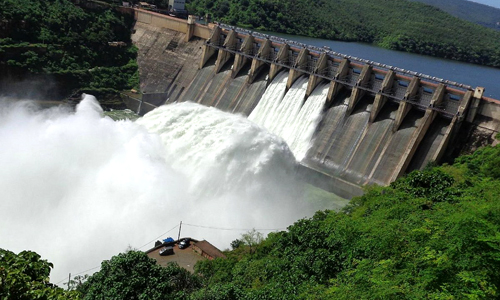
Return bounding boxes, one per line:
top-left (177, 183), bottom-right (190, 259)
top-left (0, 0), bottom-right (139, 97)
top-left (187, 0), bottom-right (500, 68)
top-left (410, 0), bottom-right (500, 30)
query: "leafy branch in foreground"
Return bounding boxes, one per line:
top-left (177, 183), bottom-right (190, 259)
top-left (0, 249), bottom-right (81, 300)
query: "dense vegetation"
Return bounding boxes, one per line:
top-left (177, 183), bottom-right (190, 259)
top-left (410, 0), bottom-right (500, 30)
top-left (187, 0), bottom-right (500, 68)
top-left (4, 143), bottom-right (500, 299)
top-left (0, 249), bottom-right (80, 299)
top-left (78, 251), bottom-right (200, 299)
top-left (188, 144), bottom-right (500, 299)
top-left (0, 0), bottom-right (139, 95)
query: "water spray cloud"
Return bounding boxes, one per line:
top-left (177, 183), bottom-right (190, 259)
top-left (0, 95), bottom-right (319, 283)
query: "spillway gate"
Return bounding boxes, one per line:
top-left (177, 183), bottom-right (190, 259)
top-left (129, 10), bottom-right (500, 197)
top-left (196, 24), bottom-right (491, 191)
top-left (201, 24), bottom-right (485, 123)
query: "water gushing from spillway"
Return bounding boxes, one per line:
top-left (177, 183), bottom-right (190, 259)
top-left (249, 72), bottom-right (328, 161)
top-left (0, 95), bottom-right (322, 283)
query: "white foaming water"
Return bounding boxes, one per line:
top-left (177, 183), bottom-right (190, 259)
top-left (248, 71), bottom-right (288, 128)
top-left (136, 102), bottom-right (297, 196)
top-left (0, 95), bottom-right (317, 283)
top-left (287, 82), bottom-right (329, 160)
top-left (249, 73), bottom-right (328, 160)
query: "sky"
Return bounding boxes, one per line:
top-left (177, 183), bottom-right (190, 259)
top-left (468, 0), bottom-right (500, 9)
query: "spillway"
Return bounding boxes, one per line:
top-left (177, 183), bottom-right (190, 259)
top-left (129, 19), bottom-right (493, 198)
top-left (176, 60), bottom-right (267, 116)
top-left (248, 72), bottom-right (288, 129)
top-left (249, 73), bottom-right (328, 161)
top-left (341, 102), bottom-right (398, 185)
top-left (407, 116), bottom-right (450, 172)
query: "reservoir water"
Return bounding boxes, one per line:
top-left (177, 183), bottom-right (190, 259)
top-left (260, 31), bottom-right (500, 99)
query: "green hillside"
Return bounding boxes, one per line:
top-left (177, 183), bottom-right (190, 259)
top-left (185, 144), bottom-right (500, 299)
top-left (187, 0), bottom-right (500, 68)
top-left (0, 0), bottom-right (139, 95)
top-left (5, 142), bottom-right (500, 299)
top-left (410, 0), bottom-right (500, 30)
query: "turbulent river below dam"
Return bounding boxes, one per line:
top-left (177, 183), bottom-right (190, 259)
top-left (0, 94), bottom-right (346, 283)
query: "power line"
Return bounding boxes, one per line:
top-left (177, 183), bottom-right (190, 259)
top-left (72, 265), bottom-right (100, 277)
top-left (54, 265), bottom-right (100, 285)
top-left (137, 224), bottom-right (179, 250)
top-left (183, 223), bottom-right (287, 232)
top-left (55, 278), bottom-right (68, 285)
top-left (52, 222), bottom-right (285, 285)
top-left (53, 224), bottom-right (179, 285)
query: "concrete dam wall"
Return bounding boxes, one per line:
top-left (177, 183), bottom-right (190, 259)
top-left (127, 10), bottom-right (500, 198)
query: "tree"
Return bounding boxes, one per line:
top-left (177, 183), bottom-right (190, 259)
top-left (241, 228), bottom-right (263, 254)
top-left (185, 0), bottom-right (500, 67)
top-left (230, 238), bottom-right (244, 250)
top-left (1, 0), bottom-right (139, 96)
top-left (66, 274), bottom-right (89, 291)
top-left (77, 250), bottom-right (200, 299)
top-left (0, 249), bottom-right (81, 300)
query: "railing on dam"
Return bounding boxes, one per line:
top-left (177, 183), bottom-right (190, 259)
top-left (193, 24), bottom-right (500, 187)
top-left (200, 24), bottom-right (487, 122)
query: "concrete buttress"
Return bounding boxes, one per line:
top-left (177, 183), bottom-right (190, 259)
top-left (215, 30), bottom-right (237, 73)
top-left (432, 90), bottom-right (473, 162)
top-left (390, 84), bottom-right (445, 180)
top-left (186, 15), bottom-right (195, 42)
top-left (327, 58), bottom-right (349, 103)
top-left (347, 64), bottom-right (372, 115)
top-left (466, 87), bottom-right (485, 123)
top-left (199, 26), bottom-right (221, 69)
top-left (232, 35), bottom-right (254, 78)
top-left (248, 39), bottom-right (272, 83)
top-left (390, 109), bottom-right (437, 182)
top-left (306, 53), bottom-right (328, 98)
top-left (268, 43), bottom-right (290, 82)
top-left (370, 70), bottom-right (395, 123)
top-left (393, 77), bottom-right (420, 132)
top-left (287, 48), bottom-right (309, 90)
top-left (430, 83), bottom-right (446, 108)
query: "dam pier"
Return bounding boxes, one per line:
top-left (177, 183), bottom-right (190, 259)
top-left (127, 9), bottom-right (500, 198)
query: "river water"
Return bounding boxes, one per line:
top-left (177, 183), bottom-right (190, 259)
top-left (261, 31), bottom-right (500, 99)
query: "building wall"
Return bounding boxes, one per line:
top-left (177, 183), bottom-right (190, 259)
top-left (193, 24), bottom-right (212, 39)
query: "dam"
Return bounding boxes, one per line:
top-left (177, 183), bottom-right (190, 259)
top-left (125, 9), bottom-right (500, 198)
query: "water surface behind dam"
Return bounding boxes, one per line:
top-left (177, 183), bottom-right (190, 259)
top-left (259, 31), bottom-right (500, 99)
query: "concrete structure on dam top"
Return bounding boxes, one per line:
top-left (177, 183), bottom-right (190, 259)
top-left (126, 9), bottom-right (500, 198)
